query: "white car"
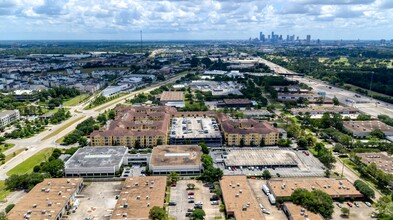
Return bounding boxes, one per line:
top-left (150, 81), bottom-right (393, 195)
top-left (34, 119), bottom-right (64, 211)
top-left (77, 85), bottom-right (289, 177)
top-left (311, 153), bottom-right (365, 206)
top-left (365, 202), bottom-right (372, 207)
top-left (262, 208), bottom-right (271, 215)
top-left (195, 201), bottom-right (203, 205)
top-left (188, 196), bottom-right (194, 199)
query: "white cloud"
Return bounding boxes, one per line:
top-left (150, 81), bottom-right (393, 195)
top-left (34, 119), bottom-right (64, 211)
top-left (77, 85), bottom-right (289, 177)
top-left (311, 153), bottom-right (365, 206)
top-left (0, 0), bottom-right (391, 40)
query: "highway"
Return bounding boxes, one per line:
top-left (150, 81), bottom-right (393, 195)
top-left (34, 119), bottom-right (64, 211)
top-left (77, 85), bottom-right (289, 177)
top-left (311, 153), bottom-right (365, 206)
top-left (260, 58), bottom-right (393, 117)
top-left (0, 73), bottom-right (185, 180)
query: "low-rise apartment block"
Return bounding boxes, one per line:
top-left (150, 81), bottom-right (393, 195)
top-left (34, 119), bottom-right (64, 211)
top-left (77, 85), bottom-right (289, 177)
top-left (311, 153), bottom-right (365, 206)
top-left (217, 113), bottom-right (279, 146)
top-left (291, 106), bottom-right (360, 119)
top-left (90, 106), bottom-right (175, 148)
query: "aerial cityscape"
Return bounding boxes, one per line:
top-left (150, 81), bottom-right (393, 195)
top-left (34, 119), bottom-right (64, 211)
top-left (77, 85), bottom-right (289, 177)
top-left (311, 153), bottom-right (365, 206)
top-left (0, 1), bottom-right (393, 220)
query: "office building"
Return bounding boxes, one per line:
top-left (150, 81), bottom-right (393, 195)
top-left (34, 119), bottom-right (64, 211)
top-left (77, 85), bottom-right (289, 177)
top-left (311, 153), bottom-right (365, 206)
top-left (64, 146), bottom-right (128, 177)
top-left (282, 203), bottom-right (323, 220)
top-left (0, 109), bottom-right (20, 127)
top-left (149, 145), bottom-right (203, 175)
top-left (159, 91), bottom-right (185, 108)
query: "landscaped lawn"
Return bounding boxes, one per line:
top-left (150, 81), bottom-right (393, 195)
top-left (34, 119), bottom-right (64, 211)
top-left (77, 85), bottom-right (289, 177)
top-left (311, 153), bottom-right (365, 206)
top-left (0, 181), bottom-right (10, 201)
top-left (5, 149), bottom-right (24, 163)
top-left (63, 94), bottom-right (90, 106)
top-left (7, 148), bottom-right (53, 176)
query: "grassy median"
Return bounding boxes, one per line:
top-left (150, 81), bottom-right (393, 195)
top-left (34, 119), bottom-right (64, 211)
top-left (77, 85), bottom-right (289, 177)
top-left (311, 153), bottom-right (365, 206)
top-left (41, 116), bottom-right (85, 141)
top-left (7, 148), bottom-right (54, 176)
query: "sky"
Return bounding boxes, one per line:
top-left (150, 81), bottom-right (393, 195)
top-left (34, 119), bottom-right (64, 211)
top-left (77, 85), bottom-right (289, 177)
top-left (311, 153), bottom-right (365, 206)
top-left (0, 0), bottom-right (392, 40)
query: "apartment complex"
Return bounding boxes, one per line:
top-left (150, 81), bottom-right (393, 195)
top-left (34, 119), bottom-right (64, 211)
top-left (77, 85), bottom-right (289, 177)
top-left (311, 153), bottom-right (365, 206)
top-left (217, 113), bottom-right (279, 146)
top-left (0, 109), bottom-right (20, 127)
top-left (7, 178), bottom-right (83, 220)
top-left (90, 106), bottom-right (176, 148)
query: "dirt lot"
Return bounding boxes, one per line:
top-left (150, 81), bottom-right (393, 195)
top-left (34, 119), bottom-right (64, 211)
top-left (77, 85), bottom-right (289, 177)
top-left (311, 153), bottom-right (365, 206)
top-left (248, 179), bottom-right (287, 220)
top-left (70, 181), bottom-right (122, 220)
top-left (331, 201), bottom-right (376, 220)
top-left (168, 180), bottom-right (224, 220)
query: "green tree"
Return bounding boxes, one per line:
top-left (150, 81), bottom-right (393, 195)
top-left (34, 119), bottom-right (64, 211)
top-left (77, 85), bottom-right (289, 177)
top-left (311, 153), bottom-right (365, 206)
top-left (297, 138), bottom-right (308, 149)
top-left (168, 172), bottom-right (180, 183)
top-left (341, 207), bottom-right (350, 217)
top-left (291, 189), bottom-right (334, 218)
top-left (262, 170), bottom-right (272, 180)
top-left (333, 96), bottom-right (340, 105)
top-left (41, 159), bottom-right (64, 177)
top-left (192, 208), bottom-right (206, 220)
top-left (5, 204), bottom-right (14, 213)
top-left (0, 212), bottom-right (8, 220)
top-left (370, 129), bottom-right (386, 139)
top-left (199, 142), bottom-right (209, 154)
top-left (149, 206), bottom-right (167, 220)
top-left (354, 179), bottom-right (375, 199)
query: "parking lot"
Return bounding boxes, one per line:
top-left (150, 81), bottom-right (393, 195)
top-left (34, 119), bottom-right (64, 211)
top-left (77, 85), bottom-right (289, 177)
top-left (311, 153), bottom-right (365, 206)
top-left (168, 180), bottom-right (224, 220)
top-left (213, 148), bottom-right (325, 178)
top-left (248, 179), bottom-right (287, 220)
top-left (121, 165), bottom-right (145, 177)
top-left (71, 182), bottom-right (122, 220)
top-left (331, 201), bottom-right (376, 220)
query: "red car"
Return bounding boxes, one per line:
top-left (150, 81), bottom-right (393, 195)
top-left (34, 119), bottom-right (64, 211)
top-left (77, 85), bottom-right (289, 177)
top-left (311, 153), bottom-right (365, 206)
top-left (347, 202), bottom-right (353, 207)
top-left (303, 151), bottom-right (310, 156)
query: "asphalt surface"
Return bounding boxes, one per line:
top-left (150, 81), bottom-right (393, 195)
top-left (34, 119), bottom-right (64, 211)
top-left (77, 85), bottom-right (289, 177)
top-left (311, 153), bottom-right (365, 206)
top-left (0, 74), bottom-right (185, 180)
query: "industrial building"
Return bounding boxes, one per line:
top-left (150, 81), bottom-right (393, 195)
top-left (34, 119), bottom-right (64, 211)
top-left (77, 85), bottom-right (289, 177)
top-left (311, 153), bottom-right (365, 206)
top-left (185, 80), bottom-right (243, 96)
top-left (282, 202), bottom-right (324, 220)
top-left (64, 146), bottom-right (128, 177)
top-left (169, 116), bottom-right (222, 146)
top-left (357, 153), bottom-right (393, 175)
top-left (7, 178), bottom-right (83, 220)
top-left (0, 109), bottom-right (20, 127)
top-left (159, 91), bottom-right (185, 108)
top-left (219, 176), bottom-right (265, 220)
top-left (149, 145), bottom-right (203, 175)
top-left (90, 106), bottom-right (176, 148)
top-left (343, 120), bottom-right (393, 138)
top-left (102, 84), bottom-right (135, 97)
top-left (217, 112), bottom-right (279, 146)
top-left (267, 178), bottom-right (363, 199)
top-left (290, 106), bottom-right (359, 119)
top-left (218, 98), bottom-right (253, 108)
top-left (223, 148), bottom-right (298, 169)
top-left (111, 176), bottom-right (167, 220)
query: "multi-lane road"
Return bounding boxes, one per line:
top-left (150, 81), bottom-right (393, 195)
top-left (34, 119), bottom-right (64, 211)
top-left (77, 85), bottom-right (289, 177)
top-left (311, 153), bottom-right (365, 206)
top-left (260, 58), bottom-right (393, 117)
top-left (0, 73), bottom-right (185, 180)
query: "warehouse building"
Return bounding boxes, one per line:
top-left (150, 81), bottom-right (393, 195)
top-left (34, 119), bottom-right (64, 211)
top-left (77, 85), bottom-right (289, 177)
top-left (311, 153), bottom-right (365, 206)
top-left (7, 178), bottom-right (83, 220)
top-left (267, 178), bottom-right (363, 199)
top-left (169, 116), bottom-right (222, 146)
top-left (159, 91), bottom-right (185, 108)
top-left (149, 145), bottom-right (203, 175)
top-left (290, 106), bottom-right (359, 119)
top-left (111, 176), bottom-right (167, 220)
top-left (220, 176), bottom-right (265, 220)
top-left (64, 146), bottom-right (128, 177)
top-left (357, 153), bottom-right (393, 175)
top-left (282, 202), bottom-right (324, 220)
top-left (218, 98), bottom-right (253, 108)
top-left (0, 109), bottom-right (20, 127)
top-left (343, 120), bottom-right (393, 138)
top-left (217, 112), bottom-right (279, 146)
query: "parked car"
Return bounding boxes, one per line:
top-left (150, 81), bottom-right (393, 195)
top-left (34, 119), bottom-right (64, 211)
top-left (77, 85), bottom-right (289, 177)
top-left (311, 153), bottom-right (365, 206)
top-left (171, 183), bottom-right (176, 187)
top-left (336, 203), bottom-right (343, 208)
top-left (354, 202), bottom-right (359, 207)
top-left (187, 208), bottom-right (194, 212)
top-left (168, 202), bottom-right (177, 206)
top-left (185, 212), bottom-right (192, 217)
top-left (262, 209), bottom-right (271, 215)
top-left (195, 201), bottom-right (203, 205)
top-left (210, 196), bottom-right (219, 201)
top-left (347, 202), bottom-right (353, 207)
top-left (211, 201), bottom-right (219, 205)
top-left (188, 200), bottom-right (194, 203)
top-left (188, 196), bottom-right (195, 199)
top-left (188, 192), bottom-right (194, 195)
top-left (194, 205), bottom-right (203, 209)
top-left (365, 202), bottom-right (372, 207)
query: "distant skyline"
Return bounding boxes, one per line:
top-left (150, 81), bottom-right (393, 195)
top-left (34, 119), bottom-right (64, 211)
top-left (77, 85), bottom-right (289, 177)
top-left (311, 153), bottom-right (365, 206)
top-left (1, 0), bottom-right (393, 41)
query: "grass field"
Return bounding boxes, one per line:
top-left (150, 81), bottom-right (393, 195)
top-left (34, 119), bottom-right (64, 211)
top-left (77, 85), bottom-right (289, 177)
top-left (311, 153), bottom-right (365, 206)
top-left (0, 143), bottom-right (15, 154)
top-left (0, 181), bottom-right (10, 201)
top-left (93, 93), bottom-right (129, 111)
top-left (63, 94), bottom-right (90, 106)
top-left (7, 148), bottom-right (53, 176)
top-left (343, 83), bottom-right (391, 98)
top-left (41, 116), bottom-right (85, 141)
